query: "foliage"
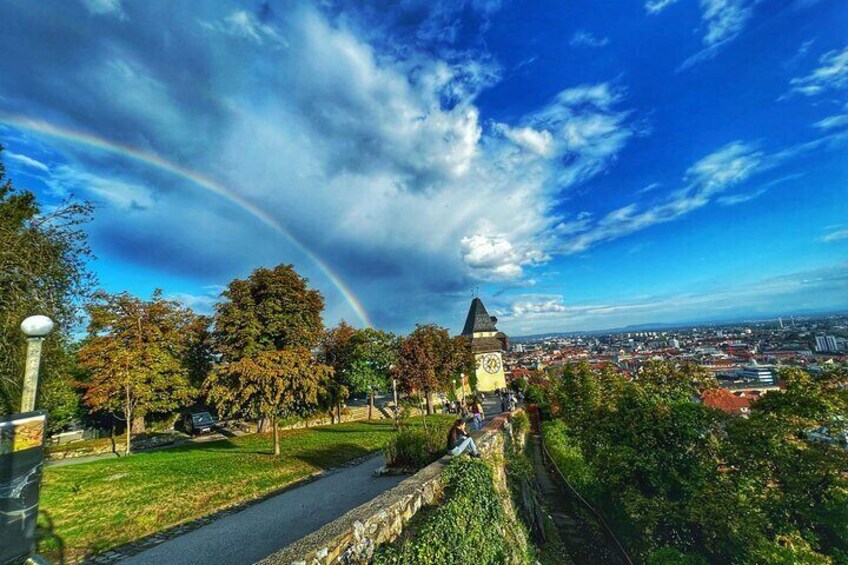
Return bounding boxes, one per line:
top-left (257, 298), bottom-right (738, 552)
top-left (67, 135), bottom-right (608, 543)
top-left (209, 264), bottom-right (330, 454)
top-left (0, 146), bottom-right (94, 424)
top-left (205, 347), bottom-right (332, 455)
top-left (212, 264), bottom-right (325, 363)
top-left (347, 327), bottom-right (398, 416)
top-left (537, 360), bottom-right (848, 564)
top-left (78, 290), bottom-right (202, 454)
top-left (511, 410), bottom-right (530, 438)
top-left (38, 420), bottom-right (398, 562)
top-left (383, 415), bottom-right (453, 469)
top-left (394, 324), bottom-right (474, 413)
top-left (372, 457), bottom-right (533, 564)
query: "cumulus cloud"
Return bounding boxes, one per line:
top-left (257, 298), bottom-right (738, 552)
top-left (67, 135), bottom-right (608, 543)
top-left (0, 2), bottom-right (643, 328)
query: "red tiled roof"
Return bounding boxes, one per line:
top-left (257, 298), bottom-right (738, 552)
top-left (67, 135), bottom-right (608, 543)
top-left (702, 388), bottom-right (751, 415)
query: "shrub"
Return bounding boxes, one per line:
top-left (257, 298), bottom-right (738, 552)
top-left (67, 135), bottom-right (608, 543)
top-left (541, 420), bottom-right (598, 500)
top-left (512, 410), bottom-right (530, 438)
top-left (384, 419), bottom-right (453, 470)
top-left (373, 458), bottom-right (532, 564)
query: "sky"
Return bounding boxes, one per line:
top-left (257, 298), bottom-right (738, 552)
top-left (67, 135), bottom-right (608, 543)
top-left (0, 0), bottom-right (846, 336)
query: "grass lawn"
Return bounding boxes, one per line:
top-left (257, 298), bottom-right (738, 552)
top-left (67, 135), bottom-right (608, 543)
top-left (37, 419), bottom-right (424, 561)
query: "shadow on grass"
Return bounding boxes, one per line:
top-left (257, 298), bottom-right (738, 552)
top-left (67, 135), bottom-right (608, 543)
top-left (36, 510), bottom-right (65, 565)
top-left (293, 442), bottom-right (375, 469)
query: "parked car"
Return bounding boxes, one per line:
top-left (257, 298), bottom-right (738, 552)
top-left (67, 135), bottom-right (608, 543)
top-left (183, 411), bottom-right (216, 435)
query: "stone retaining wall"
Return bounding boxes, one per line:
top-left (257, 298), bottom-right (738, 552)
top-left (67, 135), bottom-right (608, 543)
top-left (260, 412), bottom-right (518, 565)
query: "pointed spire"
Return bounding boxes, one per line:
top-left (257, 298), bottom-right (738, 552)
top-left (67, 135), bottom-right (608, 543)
top-left (462, 297), bottom-right (498, 336)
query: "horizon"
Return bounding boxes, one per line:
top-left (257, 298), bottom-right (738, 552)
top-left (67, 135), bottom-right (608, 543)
top-left (1, 1), bottom-right (846, 336)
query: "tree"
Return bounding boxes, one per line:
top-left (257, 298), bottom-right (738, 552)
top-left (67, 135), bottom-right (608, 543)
top-left (209, 264), bottom-right (329, 451)
top-left (319, 321), bottom-right (358, 420)
top-left (213, 265), bottom-right (324, 363)
top-left (0, 145), bottom-right (94, 425)
top-left (205, 348), bottom-right (332, 455)
top-left (78, 291), bottom-right (201, 454)
top-left (348, 328), bottom-right (398, 419)
top-left (395, 324), bottom-right (465, 414)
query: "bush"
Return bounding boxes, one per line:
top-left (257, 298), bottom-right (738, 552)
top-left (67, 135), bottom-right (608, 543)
top-left (373, 458), bottom-right (532, 564)
top-left (512, 410), bottom-right (530, 438)
top-left (384, 419), bottom-right (452, 470)
top-left (541, 420), bottom-right (598, 500)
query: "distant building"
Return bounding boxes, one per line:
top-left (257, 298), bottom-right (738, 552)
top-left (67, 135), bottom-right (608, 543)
top-left (668, 338), bottom-right (680, 349)
top-left (737, 361), bottom-right (774, 384)
top-left (462, 298), bottom-right (508, 392)
top-left (815, 335), bottom-right (839, 353)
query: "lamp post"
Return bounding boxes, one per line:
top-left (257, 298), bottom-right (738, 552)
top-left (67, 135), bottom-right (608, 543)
top-left (20, 315), bottom-right (54, 413)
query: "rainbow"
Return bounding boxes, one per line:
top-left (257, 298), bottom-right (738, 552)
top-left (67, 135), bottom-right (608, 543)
top-left (0, 114), bottom-right (372, 327)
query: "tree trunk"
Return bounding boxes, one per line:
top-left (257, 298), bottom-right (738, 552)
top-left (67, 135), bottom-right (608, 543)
top-left (368, 392), bottom-right (374, 420)
top-left (425, 392), bottom-right (433, 415)
top-left (125, 387), bottom-right (132, 456)
top-left (272, 416), bottom-right (280, 456)
top-left (336, 403), bottom-right (342, 423)
top-left (132, 415), bottom-right (146, 434)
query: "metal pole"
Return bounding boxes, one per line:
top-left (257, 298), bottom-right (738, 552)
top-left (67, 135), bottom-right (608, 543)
top-left (21, 337), bottom-right (44, 413)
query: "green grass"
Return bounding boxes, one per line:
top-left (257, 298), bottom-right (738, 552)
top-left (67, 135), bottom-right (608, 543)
top-left (37, 420), bottom-right (402, 561)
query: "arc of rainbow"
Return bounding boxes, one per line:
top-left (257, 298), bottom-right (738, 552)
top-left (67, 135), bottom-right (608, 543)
top-left (0, 114), bottom-right (372, 327)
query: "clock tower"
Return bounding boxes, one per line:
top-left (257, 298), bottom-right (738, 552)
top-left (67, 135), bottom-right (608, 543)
top-left (462, 297), bottom-right (508, 392)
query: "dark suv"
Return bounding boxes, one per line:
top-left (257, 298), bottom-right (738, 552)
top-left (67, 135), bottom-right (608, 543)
top-left (183, 411), bottom-right (216, 435)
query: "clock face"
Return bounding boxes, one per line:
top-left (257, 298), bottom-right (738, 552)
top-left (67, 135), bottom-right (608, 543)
top-left (482, 353), bottom-right (502, 374)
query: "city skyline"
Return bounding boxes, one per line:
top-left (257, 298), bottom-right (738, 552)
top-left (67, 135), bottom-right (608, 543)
top-left (1, 0), bottom-right (846, 335)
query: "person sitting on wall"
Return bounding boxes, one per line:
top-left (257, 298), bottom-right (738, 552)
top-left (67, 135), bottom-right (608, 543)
top-left (446, 418), bottom-right (480, 458)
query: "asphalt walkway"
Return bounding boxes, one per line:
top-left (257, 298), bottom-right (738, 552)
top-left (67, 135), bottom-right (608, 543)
top-left (117, 396), bottom-right (508, 565)
top-left (118, 455), bottom-right (405, 565)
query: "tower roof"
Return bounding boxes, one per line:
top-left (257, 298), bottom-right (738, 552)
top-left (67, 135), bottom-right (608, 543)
top-left (462, 297), bottom-right (498, 336)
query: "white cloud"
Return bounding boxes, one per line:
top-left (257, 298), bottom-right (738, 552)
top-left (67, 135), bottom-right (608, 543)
top-left (498, 265), bottom-right (848, 334)
top-left (645, 0), bottom-right (680, 14)
top-left (569, 31), bottom-right (609, 48)
top-left (558, 141), bottom-right (768, 253)
top-left (79, 0), bottom-right (124, 17)
top-left (47, 166), bottom-right (154, 210)
top-left (700, 0), bottom-right (754, 46)
top-left (6, 151), bottom-right (49, 172)
top-left (716, 188), bottom-right (766, 206)
top-left (785, 45), bottom-right (848, 98)
top-left (822, 229), bottom-right (848, 242)
top-left (202, 10), bottom-right (288, 47)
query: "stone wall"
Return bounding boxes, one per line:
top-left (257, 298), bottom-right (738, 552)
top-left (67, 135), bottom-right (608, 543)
top-left (259, 413), bottom-right (519, 565)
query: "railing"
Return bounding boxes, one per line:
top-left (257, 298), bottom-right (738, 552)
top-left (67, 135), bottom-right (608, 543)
top-left (538, 431), bottom-right (634, 565)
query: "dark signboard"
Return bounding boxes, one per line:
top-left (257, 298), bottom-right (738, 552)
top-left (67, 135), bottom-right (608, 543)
top-left (0, 410), bottom-right (47, 564)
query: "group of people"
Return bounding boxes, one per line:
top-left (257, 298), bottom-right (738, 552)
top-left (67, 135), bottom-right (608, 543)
top-left (444, 388), bottom-right (526, 459)
top-left (439, 394), bottom-right (486, 430)
top-left (496, 388), bottom-right (522, 413)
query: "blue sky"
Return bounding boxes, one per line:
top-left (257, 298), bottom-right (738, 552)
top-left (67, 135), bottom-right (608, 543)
top-left (0, 0), bottom-right (846, 336)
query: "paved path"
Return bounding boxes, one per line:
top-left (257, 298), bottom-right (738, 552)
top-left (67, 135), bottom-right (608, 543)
top-left (119, 455), bottom-right (406, 565)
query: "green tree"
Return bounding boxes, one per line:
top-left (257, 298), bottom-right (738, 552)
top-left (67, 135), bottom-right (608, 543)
top-left (205, 348), bottom-right (332, 455)
top-left (213, 265), bottom-right (324, 363)
top-left (209, 264), bottom-right (329, 451)
top-left (319, 321), bottom-right (358, 420)
top-left (0, 146), bottom-right (94, 426)
top-left (78, 291), bottom-right (200, 454)
top-left (348, 328), bottom-right (398, 419)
